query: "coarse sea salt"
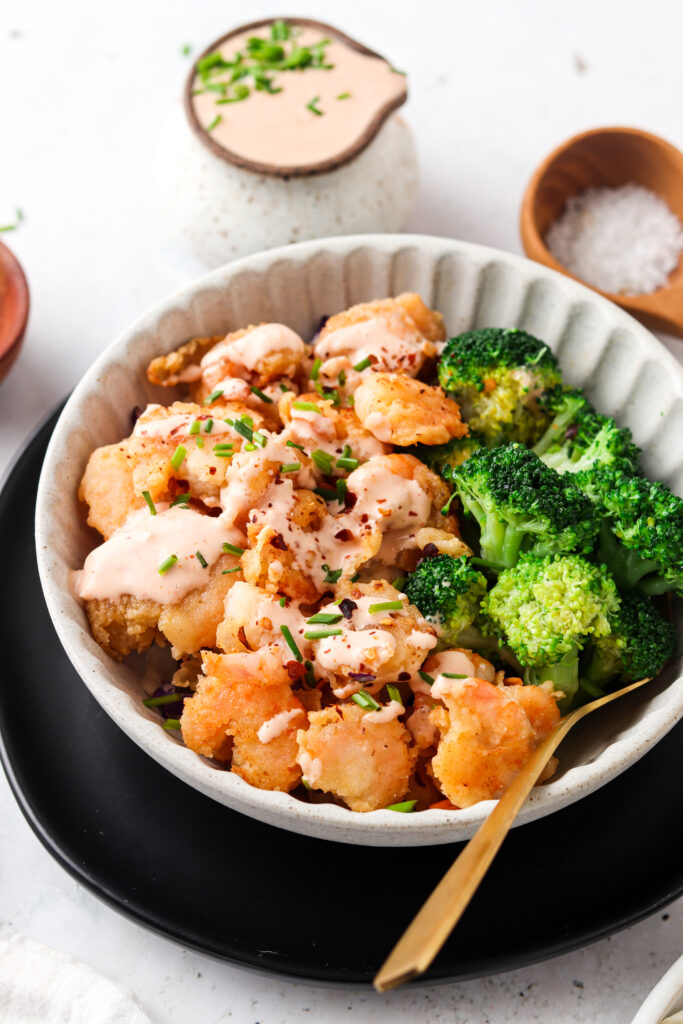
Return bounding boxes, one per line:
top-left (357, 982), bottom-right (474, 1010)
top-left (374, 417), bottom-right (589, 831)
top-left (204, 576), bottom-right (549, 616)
top-left (545, 183), bottom-right (683, 295)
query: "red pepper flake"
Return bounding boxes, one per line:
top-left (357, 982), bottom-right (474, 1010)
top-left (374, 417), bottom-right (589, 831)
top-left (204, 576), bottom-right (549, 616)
top-left (271, 533), bottom-right (288, 551)
top-left (285, 661), bottom-right (306, 682)
top-left (334, 529), bottom-right (353, 542)
top-left (398, 671), bottom-right (410, 681)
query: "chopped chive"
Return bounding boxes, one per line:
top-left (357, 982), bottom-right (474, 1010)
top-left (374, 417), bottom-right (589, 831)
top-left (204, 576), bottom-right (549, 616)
top-left (196, 436), bottom-right (204, 448)
top-left (304, 659), bottom-right (316, 688)
top-left (189, 419), bottom-right (200, 435)
top-left (286, 439), bottom-right (306, 453)
top-left (232, 419), bottom-right (253, 442)
top-left (143, 693), bottom-right (184, 707)
top-left (213, 450), bottom-right (233, 457)
top-left (352, 356), bottom-right (372, 372)
top-left (306, 612), bottom-right (343, 624)
top-left (386, 800), bottom-right (417, 813)
top-left (181, 43), bottom-right (192, 57)
top-left (222, 567), bottom-right (241, 575)
top-left (311, 449), bottom-right (334, 473)
top-left (322, 564), bottom-right (343, 584)
top-left (195, 550), bottom-right (208, 568)
top-left (213, 443), bottom-right (234, 450)
top-left (301, 779), bottom-right (312, 790)
top-left (222, 542), bottom-right (244, 556)
top-left (292, 400), bottom-right (320, 413)
top-left (351, 690), bottom-right (381, 711)
top-left (418, 670), bottom-right (435, 686)
top-left (280, 624), bottom-right (302, 662)
top-left (306, 95), bottom-right (323, 115)
top-left (310, 357), bottom-right (322, 381)
top-left (314, 486), bottom-right (338, 502)
top-left (253, 430), bottom-right (267, 448)
top-left (279, 383), bottom-right (290, 392)
top-left (304, 628), bottom-right (343, 640)
top-left (162, 718), bottom-right (182, 731)
top-left (205, 418), bottom-right (214, 433)
top-left (442, 672), bottom-right (467, 679)
top-left (206, 114), bottom-right (223, 132)
top-left (368, 600), bottom-right (403, 614)
top-left (244, 442), bottom-right (256, 451)
top-left (142, 490), bottom-right (157, 515)
top-left (204, 389), bottom-right (224, 405)
top-left (336, 456), bottom-right (359, 470)
top-left (386, 684), bottom-right (403, 705)
top-left (170, 493), bottom-right (190, 506)
top-left (336, 478), bottom-right (347, 504)
top-left (336, 91), bottom-right (351, 100)
top-left (158, 554), bottom-right (178, 575)
top-left (249, 385), bottom-right (274, 404)
top-left (392, 577), bottom-right (407, 591)
top-left (338, 369), bottom-right (347, 387)
top-left (350, 570), bottom-right (360, 582)
top-left (280, 462), bottom-right (301, 473)
top-left (170, 444), bottom-right (187, 471)
top-left (279, 596), bottom-right (287, 607)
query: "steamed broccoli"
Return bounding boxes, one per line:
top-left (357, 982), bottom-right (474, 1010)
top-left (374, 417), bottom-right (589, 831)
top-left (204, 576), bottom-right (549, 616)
top-left (481, 553), bottom-right (620, 706)
top-left (452, 443), bottom-right (600, 568)
top-left (582, 589), bottom-right (677, 691)
top-left (405, 432), bottom-right (486, 484)
top-left (404, 553), bottom-right (488, 649)
top-left (438, 327), bottom-right (562, 446)
top-left (532, 386), bottom-right (641, 477)
top-left (578, 467), bottom-right (683, 596)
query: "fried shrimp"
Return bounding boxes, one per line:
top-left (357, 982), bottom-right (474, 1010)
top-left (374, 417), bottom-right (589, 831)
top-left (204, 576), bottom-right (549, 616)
top-left (279, 391), bottom-right (390, 469)
top-left (353, 373), bottom-right (467, 446)
top-left (296, 703), bottom-right (415, 812)
top-left (181, 647), bottom-right (305, 791)
top-left (310, 580), bottom-right (436, 694)
top-left (429, 676), bottom-right (551, 807)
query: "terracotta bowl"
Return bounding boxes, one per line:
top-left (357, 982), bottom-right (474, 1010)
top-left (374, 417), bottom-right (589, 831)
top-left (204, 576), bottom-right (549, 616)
top-left (520, 126), bottom-right (683, 338)
top-left (0, 240), bottom-right (29, 383)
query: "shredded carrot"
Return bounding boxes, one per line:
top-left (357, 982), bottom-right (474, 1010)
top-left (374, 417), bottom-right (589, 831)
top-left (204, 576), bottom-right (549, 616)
top-left (429, 799), bottom-right (458, 811)
top-left (483, 377), bottom-right (497, 395)
top-left (503, 676), bottom-right (524, 686)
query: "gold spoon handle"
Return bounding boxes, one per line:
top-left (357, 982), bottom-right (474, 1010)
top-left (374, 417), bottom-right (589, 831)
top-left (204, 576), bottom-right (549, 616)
top-left (374, 677), bottom-right (650, 993)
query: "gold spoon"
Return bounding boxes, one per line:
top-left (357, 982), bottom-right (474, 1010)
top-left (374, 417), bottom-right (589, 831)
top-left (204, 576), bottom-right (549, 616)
top-left (374, 676), bottom-right (651, 992)
top-left (660, 1012), bottom-right (683, 1023)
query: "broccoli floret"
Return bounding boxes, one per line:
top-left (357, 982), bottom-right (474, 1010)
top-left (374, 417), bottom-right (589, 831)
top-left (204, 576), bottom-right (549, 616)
top-left (481, 553), bottom-right (620, 706)
top-left (404, 554), bottom-right (488, 649)
top-left (452, 443), bottom-right (600, 568)
top-left (405, 432), bottom-right (486, 484)
top-left (578, 467), bottom-right (683, 596)
top-left (438, 327), bottom-right (562, 446)
top-left (583, 589), bottom-right (677, 691)
top-left (532, 386), bottom-right (597, 457)
top-left (532, 386), bottom-right (641, 477)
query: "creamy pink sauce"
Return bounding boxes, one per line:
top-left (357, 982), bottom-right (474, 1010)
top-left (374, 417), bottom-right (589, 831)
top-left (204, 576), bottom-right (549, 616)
top-left (424, 650), bottom-right (495, 683)
top-left (133, 406), bottom-right (236, 440)
top-left (297, 750), bottom-right (323, 785)
top-left (192, 26), bottom-right (406, 170)
top-left (223, 581), bottom-right (311, 655)
top-left (315, 318), bottom-right (424, 374)
top-left (360, 699), bottom-right (403, 725)
top-left (199, 324), bottom-right (305, 388)
top-left (257, 708), bottom-right (305, 744)
top-left (430, 674), bottom-right (476, 702)
top-left (74, 506), bottom-right (243, 604)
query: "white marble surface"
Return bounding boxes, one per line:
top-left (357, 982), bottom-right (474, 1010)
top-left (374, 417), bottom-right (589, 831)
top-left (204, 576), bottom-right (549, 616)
top-left (1, 0), bottom-right (682, 1021)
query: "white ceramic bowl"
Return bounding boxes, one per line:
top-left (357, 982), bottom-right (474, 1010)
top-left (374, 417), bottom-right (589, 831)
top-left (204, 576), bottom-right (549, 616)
top-left (632, 954), bottom-right (683, 1024)
top-left (35, 234), bottom-right (683, 847)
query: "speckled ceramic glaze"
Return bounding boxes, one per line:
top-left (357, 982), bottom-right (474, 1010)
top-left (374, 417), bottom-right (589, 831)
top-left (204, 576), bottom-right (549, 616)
top-left (35, 235), bottom-right (683, 847)
top-left (632, 953), bottom-right (683, 1023)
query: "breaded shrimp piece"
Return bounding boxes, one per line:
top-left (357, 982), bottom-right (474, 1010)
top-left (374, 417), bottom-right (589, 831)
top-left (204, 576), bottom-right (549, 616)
top-left (79, 442), bottom-right (150, 539)
top-left (429, 677), bottom-right (537, 808)
top-left (296, 704), bottom-right (415, 812)
top-left (83, 553), bottom-right (242, 660)
top-left (315, 293), bottom-right (444, 380)
top-left (181, 647), bottom-right (305, 791)
top-left (147, 335), bottom-right (224, 387)
top-left (414, 528), bottom-right (471, 559)
top-left (505, 683), bottom-right (561, 740)
top-left (422, 649), bottom-right (496, 685)
top-left (310, 580), bottom-right (437, 695)
top-left (191, 324), bottom-right (307, 403)
top-left (217, 581), bottom-right (312, 660)
top-left (344, 453), bottom-right (458, 569)
top-left (279, 391), bottom-right (391, 470)
top-left (353, 373), bottom-right (467, 446)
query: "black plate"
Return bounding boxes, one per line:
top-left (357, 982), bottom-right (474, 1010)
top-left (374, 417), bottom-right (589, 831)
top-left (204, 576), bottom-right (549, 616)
top-left (1, 408), bottom-right (681, 986)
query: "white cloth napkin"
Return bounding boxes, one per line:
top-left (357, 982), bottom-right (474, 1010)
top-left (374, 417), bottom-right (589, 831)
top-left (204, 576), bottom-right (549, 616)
top-left (0, 927), bottom-right (152, 1024)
